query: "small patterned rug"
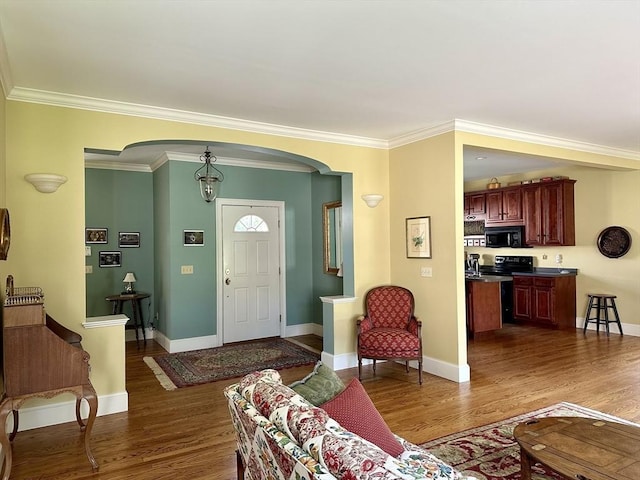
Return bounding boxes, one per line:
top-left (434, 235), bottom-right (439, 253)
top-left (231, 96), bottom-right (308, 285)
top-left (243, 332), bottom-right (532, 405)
top-left (144, 338), bottom-right (319, 390)
top-left (419, 402), bottom-right (637, 480)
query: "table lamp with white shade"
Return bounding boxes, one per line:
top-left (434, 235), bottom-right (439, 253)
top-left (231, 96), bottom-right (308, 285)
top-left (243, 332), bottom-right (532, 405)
top-left (122, 272), bottom-right (137, 294)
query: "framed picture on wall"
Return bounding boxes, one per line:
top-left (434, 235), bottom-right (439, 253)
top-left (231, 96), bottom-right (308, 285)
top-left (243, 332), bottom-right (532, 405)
top-left (86, 228), bottom-right (108, 244)
top-left (119, 232), bottom-right (140, 248)
top-left (406, 216), bottom-right (432, 258)
top-left (184, 230), bottom-right (204, 246)
top-left (99, 251), bottom-right (121, 267)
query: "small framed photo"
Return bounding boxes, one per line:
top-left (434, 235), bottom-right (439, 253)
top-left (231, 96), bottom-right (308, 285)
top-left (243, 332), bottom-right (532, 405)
top-left (406, 216), bottom-right (432, 258)
top-left (86, 228), bottom-right (108, 244)
top-left (99, 251), bottom-right (121, 267)
top-left (119, 232), bottom-right (140, 248)
top-left (184, 230), bottom-right (204, 246)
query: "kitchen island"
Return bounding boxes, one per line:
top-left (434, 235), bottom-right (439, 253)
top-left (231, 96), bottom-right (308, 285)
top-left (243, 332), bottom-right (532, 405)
top-left (465, 274), bottom-right (512, 338)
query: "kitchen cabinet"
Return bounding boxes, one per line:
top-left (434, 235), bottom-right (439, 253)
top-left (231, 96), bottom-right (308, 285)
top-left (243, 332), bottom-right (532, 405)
top-left (485, 187), bottom-right (523, 225)
top-left (466, 279), bottom-right (502, 337)
top-left (464, 192), bottom-right (486, 218)
top-left (522, 179), bottom-right (576, 246)
top-left (513, 274), bottom-right (576, 328)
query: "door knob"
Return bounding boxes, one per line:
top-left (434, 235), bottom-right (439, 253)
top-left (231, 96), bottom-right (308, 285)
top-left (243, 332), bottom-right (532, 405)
top-left (225, 278), bottom-right (231, 285)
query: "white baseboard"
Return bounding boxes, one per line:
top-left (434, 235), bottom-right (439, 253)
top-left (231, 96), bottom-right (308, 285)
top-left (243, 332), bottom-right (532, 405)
top-left (152, 330), bottom-right (219, 353)
top-left (321, 351), bottom-right (470, 384)
top-left (576, 317), bottom-right (638, 336)
top-left (285, 322), bottom-right (323, 337)
top-left (10, 391), bottom-right (129, 433)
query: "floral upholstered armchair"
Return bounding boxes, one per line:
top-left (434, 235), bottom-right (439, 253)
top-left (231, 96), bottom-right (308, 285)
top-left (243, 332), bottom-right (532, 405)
top-left (357, 285), bottom-right (423, 384)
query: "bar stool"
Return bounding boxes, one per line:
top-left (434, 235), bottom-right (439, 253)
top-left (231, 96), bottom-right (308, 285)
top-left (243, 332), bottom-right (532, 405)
top-left (583, 294), bottom-right (623, 336)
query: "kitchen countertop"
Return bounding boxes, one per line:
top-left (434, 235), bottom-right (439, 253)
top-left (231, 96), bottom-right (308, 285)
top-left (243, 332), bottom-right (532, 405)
top-left (512, 268), bottom-right (578, 277)
top-left (465, 274), bottom-right (513, 282)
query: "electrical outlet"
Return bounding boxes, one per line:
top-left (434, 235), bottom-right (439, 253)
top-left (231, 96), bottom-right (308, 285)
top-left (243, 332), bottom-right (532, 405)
top-left (542, 254), bottom-right (548, 260)
top-left (420, 267), bottom-right (432, 277)
top-left (181, 265), bottom-right (194, 274)
top-left (555, 254), bottom-right (563, 264)
top-left (85, 246), bottom-right (91, 256)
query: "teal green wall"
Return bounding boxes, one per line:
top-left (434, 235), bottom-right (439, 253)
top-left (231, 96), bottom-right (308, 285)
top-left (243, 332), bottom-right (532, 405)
top-left (311, 173), bottom-right (343, 324)
top-left (153, 163), bottom-right (171, 333)
top-left (86, 161), bottom-right (341, 341)
top-left (85, 169), bottom-right (155, 323)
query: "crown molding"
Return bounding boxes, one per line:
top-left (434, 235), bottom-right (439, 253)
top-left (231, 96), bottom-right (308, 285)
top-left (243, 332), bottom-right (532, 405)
top-left (84, 160), bottom-right (152, 172)
top-left (8, 87), bottom-right (638, 162)
top-left (389, 118), bottom-right (640, 161)
top-left (7, 87), bottom-right (388, 150)
top-left (165, 152), bottom-right (316, 173)
top-left (388, 120), bottom-right (456, 148)
top-left (85, 151), bottom-right (317, 173)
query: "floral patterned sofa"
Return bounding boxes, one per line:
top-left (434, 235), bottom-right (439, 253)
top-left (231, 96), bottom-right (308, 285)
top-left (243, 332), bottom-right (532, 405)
top-left (224, 369), bottom-right (476, 480)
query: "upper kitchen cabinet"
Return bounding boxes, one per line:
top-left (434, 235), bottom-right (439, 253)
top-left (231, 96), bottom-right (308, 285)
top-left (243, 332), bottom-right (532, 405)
top-left (464, 192), bottom-right (486, 219)
top-left (522, 179), bottom-right (576, 246)
top-left (485, 187), bottom-right (523, 225)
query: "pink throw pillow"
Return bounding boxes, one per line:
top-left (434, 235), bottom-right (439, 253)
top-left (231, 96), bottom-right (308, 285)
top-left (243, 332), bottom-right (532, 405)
top-left (320, 378), bottom-right (404, 458)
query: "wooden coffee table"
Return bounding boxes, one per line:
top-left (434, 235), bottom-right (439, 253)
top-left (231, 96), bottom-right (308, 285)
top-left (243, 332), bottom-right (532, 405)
top-left (514, 416), bottom-right (640, 480)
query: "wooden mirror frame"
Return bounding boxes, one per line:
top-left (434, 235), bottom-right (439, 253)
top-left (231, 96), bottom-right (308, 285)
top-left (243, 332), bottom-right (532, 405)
top-left (323, 201), bottom-right (342, 275)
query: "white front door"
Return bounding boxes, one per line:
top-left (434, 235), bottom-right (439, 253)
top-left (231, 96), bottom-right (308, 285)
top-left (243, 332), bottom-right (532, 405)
top-left (220, 203), bottom-right (282, 344)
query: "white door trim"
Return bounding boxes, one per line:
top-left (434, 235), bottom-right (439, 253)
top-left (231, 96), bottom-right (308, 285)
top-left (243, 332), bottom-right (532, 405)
top-left (215, 198), bottom-right (287, 346)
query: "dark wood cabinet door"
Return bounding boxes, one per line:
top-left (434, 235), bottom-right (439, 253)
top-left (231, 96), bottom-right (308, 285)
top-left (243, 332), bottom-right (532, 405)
top-left (541, 182), bottom-right (565, 246)
top-left (533, 286), bottom-right (555, 324)
top-left (468, 193), bottom-right (486, 215)
top-left (513, 282), bottom-right (532, 319)
top-left (522, 186), bottom-right (541, 245)
top-left (485, 191), bottom-right (503, 222)
top-left (502, 187), bottom-right (523, 222)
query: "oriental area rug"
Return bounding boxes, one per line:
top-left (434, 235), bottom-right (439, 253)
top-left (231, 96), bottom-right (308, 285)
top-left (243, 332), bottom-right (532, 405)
top-left (419, 402), bottom-right (637, 480)
top-left (144, 337), bottom-right (319, 390)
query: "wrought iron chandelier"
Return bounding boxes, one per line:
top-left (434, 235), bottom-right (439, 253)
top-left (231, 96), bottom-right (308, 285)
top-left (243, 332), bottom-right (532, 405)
top-left (194, 146), bottom-right (224, 203)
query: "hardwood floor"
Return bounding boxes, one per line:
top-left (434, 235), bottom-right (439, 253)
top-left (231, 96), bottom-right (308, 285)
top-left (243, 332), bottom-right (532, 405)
top-left (7, 324), bottom-right (640, 479)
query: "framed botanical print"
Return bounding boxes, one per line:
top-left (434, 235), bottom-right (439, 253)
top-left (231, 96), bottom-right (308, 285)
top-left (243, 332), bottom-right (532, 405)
top-left (406, 216), bottom-right (432, 258)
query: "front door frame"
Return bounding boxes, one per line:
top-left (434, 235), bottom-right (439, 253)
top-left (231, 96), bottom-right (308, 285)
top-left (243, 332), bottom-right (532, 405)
top-left (215, 197), bottom-right (287, 346)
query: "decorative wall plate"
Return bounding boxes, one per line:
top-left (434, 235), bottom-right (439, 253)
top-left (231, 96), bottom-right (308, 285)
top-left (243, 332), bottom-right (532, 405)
top-left (0, 208), bottom-right (10, 260)
top-left (597, 226), bottom-right (631, 258)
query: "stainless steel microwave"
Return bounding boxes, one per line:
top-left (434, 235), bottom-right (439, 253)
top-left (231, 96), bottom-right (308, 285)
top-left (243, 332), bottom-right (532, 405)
top-left (485, 225), bottom-right (525, 248)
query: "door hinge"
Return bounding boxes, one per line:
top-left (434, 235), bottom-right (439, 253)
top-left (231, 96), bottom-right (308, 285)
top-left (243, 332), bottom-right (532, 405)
top-left (279, 315), bottom-right (282, 323)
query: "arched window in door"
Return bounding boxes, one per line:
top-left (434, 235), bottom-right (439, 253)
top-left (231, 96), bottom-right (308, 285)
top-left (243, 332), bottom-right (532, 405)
top-left (234, 214), bottom-right (269, 232)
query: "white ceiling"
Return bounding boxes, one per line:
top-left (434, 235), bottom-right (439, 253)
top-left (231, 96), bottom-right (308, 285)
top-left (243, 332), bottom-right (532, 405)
top-left (1, 1), bottom-right (639, 179)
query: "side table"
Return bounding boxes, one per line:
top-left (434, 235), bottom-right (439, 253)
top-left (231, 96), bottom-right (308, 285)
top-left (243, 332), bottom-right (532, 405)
top-left (105, 292), bottom-right (150, 347)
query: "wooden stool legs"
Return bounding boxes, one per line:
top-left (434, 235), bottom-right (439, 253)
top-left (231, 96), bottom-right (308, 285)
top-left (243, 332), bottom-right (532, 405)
top-left (583, 294), bottom-right (623, 336)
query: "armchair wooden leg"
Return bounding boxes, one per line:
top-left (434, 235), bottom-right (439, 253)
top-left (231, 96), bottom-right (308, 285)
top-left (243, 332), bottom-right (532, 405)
top-left (418, 360), bottom-right (423, 385)
top-left (358, 357), bottom-right (362, 380)
top-left (405, 361), bottom-right (409, 373)
top-left (373, 359), bottom-right (377, 374)
top-left (236, 450), bottom-right (245, 480)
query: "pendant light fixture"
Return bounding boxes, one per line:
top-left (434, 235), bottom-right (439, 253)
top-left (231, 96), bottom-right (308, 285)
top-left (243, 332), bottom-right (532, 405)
top-left (194, 146), bottom-right (224, 203)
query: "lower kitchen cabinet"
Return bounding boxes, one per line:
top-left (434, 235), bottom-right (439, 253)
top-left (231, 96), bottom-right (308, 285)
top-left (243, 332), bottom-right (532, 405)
top-left (466, 280), bottom-right (502, 337)
top-left (513, 274), bottom-right (576, 328)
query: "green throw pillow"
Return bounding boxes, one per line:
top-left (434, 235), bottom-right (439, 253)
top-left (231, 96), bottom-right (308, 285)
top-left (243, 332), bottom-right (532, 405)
top-left (289, 361), bottom-right (345, 406)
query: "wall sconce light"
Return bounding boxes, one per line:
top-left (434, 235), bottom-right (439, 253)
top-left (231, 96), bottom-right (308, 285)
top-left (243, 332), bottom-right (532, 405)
top-left (122, 272), bottom-right (137, 294)
top-left (361, 194), bottom-right (383, 208)
top-left (24, 173), bottom-right (68, 193)
top-left (194, 146), bottom-right (224, 203)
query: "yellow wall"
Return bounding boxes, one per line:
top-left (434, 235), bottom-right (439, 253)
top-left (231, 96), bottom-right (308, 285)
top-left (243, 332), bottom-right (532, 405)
top-left (390, 132), bottom-right (468, 370)
top-left (3, 100), bottom-right (391, 396)
top-left (465, 164), bottom-right (640, 327)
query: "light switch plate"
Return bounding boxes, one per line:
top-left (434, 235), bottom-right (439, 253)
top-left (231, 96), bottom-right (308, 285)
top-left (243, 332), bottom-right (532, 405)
top-left (85, 265), bottom-right (92, 274)
top-left (85, 246), bottom-right (91, 256)
top-left (420, 267), bottom-right (432, 277)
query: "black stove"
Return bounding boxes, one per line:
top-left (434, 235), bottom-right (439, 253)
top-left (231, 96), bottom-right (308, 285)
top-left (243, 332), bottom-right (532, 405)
top-left (480, 255), bottom-right (534, 275)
